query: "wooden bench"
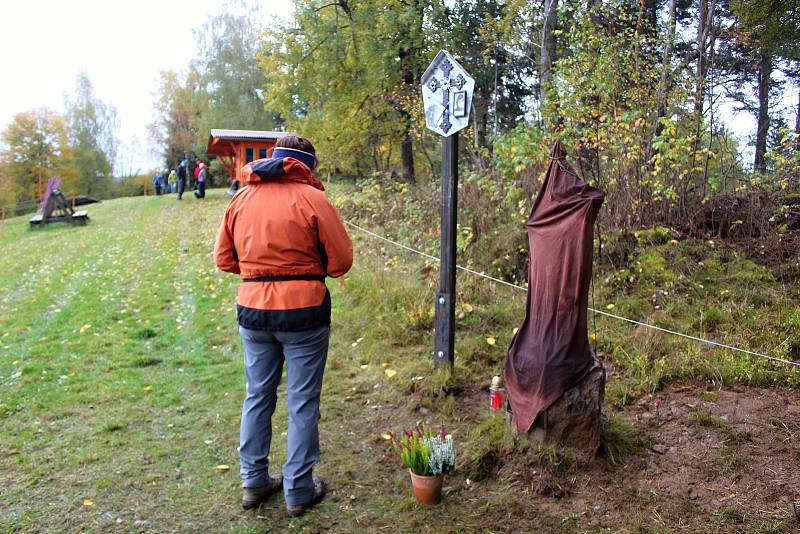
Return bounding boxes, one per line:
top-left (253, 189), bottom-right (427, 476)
top-left (29, 188), bottom-right (90, 228)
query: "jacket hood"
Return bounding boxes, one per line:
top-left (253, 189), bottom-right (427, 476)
top-left (241, 157), bottom-right (325, 191)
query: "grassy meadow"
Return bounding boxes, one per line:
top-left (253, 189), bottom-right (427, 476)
top-left (1, 187), bottom-right (799, 533)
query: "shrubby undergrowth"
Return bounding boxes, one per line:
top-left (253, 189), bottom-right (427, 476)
top-left (332, 164), bottom-right (800, 407)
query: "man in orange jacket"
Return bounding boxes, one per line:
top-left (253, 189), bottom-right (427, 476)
top-left (214, 135), bottom-right (353, 515)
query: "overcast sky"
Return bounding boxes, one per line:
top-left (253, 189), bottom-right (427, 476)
top-left (0, 1), bottom-right (795, 175)
top-left (0, 0), bottom-right (292, 174)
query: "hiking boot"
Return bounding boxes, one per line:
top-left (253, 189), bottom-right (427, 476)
top-left (286, 477), bottom-right (327, 517)
top-left (242, 476), bottom-right (283, 510)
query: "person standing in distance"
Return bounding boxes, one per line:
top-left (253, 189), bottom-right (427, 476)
top-left (213, 135), bottom-right (352, 515)
top-left (177, 160), bottom-right (188, 200)
top-left (194, 159), bottom-right (207, 199)
top-left (167, 167), bottom-right (177, 193)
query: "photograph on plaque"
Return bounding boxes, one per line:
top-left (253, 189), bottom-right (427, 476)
top-left (453, 91), bottom-right (467, 118)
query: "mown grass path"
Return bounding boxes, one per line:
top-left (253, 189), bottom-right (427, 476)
top-left (2, 189), bottom-right (798, 533)
top-left (0, 190), bottom-right (485, 532)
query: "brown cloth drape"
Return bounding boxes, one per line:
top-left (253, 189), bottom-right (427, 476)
top-left (504, 140), bottom-right (605, 434)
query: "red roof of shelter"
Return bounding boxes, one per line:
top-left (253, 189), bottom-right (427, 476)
top-left (207, 129), bottom-right (290, 157)
top-left (210, 129), bottom-right (289, 141)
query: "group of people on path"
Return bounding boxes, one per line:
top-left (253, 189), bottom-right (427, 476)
top-left (152, 158), bottom-right (208, 199)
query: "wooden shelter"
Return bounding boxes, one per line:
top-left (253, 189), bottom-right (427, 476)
top-left (206, 129), bottom-right (289, 184)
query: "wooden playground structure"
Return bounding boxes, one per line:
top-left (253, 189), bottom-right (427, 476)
top-left (29, 177), bottom-right (89, 228)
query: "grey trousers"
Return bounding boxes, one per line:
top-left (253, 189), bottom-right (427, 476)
top-left (238, 325), bottom-right (329, 506)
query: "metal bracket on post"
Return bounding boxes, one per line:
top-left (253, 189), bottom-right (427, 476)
top-left (434, 292), bottom-right (453, 366)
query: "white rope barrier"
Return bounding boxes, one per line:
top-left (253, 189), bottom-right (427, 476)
top-left (343, 219), bottom-right (800, 369)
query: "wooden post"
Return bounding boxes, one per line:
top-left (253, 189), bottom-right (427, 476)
top-left (434, 133), bottom-right (459, 368)
top-left (422, 50), bottom-right (473, 370)
top-left (1, 207), bottom-right (4, 238)
top-left (144, 180), bottom-right (147, 197)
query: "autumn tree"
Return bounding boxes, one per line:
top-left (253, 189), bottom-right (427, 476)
top-left (0, 159), bottom-right (12, 210)
top-left (0, 109), bottom-right (77, 212)
top-left (261, 0), bottom-right (428, 179)
top-left (261, 0), bottom-right (539, 180)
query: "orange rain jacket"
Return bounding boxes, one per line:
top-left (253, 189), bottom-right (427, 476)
top-left (214, 157), bottom-right (353, 331)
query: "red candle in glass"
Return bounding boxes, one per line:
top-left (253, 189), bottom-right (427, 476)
top-left (489, 375), bottom-right (505, 411)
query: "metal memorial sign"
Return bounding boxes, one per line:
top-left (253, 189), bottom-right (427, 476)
top-left (421, 50), bottom-right (475, 137)
top-left (421, 50), bottom-right (474, 368)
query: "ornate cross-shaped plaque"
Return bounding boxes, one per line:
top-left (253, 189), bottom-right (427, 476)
top-left (421, 50), bottom-right (475, 137)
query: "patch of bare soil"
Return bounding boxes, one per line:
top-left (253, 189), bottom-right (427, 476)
top-left (498, 380), bottom-right (800, 532)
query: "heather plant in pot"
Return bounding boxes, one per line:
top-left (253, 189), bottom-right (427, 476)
top-left (391, 424), bottom-right (455, 505)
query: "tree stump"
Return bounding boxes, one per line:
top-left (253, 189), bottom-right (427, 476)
top-left (521, 352), bottom-right (605, 459)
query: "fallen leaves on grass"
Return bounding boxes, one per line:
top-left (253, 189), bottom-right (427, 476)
top-left (384, 369), bottom-right (397, 378)
top-left (486, 337), bottom-right (496, 346)
top-left (214, 465), bottom-right (230, 473)
top-left (83, 499), bottom-right (93, 507)
top-left (143, 385), bottom-right (153, 393)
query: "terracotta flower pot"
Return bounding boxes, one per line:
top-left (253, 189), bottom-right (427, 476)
top-left (408, 469), bottom-right (444, 506)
